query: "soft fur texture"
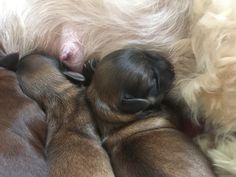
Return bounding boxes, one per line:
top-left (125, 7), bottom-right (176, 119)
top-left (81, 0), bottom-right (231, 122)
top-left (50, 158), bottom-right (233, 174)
top-left (0, 55), bottom-right (47, 177)
top-left (83, 49), bottom-right (215, 177)
top-left (1, 0), bottom-right (236, 176)
top-left (0, 0), bottom-right (191, 71)
top-left (170, 0), bottom-right (236, 176)
top-left (13, 54), bottom-right (115, 177)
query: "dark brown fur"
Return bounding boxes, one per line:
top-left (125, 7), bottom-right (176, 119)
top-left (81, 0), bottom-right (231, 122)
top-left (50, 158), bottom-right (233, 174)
top-left (0, 62), bottom-right (47, 176)
top-left (85, 49), bottom-right (216, 177)
top-left (0, 54), bottom-right (115, 177)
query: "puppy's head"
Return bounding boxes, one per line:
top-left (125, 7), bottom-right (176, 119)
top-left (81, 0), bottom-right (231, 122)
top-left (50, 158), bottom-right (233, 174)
top-left (17, 54), bottom-right (62, 97)
top-left (85, 48), bottom-right (175, 122)
top-left (0, 53), bottom-right (85, 104)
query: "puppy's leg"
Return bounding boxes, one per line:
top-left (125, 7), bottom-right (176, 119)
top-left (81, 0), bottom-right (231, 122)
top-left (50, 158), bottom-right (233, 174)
top-left (108, 129), bottom-right (215, 177)
top-left (48, 129), bottom-right (115, 177)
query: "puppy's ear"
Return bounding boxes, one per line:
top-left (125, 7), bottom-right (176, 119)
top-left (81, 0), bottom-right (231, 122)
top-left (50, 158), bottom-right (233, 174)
top-left (120, 97), bottom-right (150, 114)
top-left (0, 53), bottom-right (19, 71)
top-left (63, 71), bottom-right (85, 82)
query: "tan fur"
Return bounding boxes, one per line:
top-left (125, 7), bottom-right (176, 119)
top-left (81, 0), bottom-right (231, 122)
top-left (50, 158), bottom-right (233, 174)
top-left (86, 54), bottom-right (216, 177)
top-left (2, 0), bottom-right (236, 175)
top-left (169, 0), bottom-right (236, 176)
top-left (15, 55), bottom-right (115, 177)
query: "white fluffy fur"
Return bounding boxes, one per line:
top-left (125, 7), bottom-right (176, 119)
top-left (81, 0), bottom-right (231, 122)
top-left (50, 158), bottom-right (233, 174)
top-left (2, 0), bottom-right (236, 176)
top-left (170, 0), bottom-right (236, 176)
top-left (0, 0), bottom-right (191, 71)
top-left (195, 133), bottom-right (236, 177)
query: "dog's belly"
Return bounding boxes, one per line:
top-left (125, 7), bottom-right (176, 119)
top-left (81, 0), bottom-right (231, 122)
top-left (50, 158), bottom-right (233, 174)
top-left (0, 0), bottom-right (191, 72)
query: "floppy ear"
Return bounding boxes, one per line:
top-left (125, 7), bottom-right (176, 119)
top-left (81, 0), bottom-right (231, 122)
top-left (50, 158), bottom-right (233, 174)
top-left (120, 97), bottom-right (150, 114)
top-left (63, 71), bottom-right (85, 82)
top-left (0, 53), bottom-right (19, 71)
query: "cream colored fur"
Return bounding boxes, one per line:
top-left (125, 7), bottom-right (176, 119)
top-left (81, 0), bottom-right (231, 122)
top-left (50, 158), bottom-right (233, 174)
top-left (1, 0), bottom-right (236, 176)
top-left (0, 0), bottom-right (191, 71)
top-left (195, 133), bottom-right (236, 177)
top-left (170, 0), bottom-right (236, 176)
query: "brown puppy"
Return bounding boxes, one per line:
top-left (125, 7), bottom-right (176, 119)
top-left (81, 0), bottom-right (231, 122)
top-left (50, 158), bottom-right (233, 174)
top-left (0, 54), bottom-right (47, 177)
top-left (0, 54), bottom-right (115, 177)
top-left (80, 48), bottom-right (216, 177)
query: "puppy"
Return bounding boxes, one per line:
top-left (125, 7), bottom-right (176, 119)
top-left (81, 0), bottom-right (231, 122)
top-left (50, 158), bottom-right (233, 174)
top-left (0, 0), bottom-right (192, 71)
top-left (0, 53), bottom-right (47, 177)
top-left (72, 48), bottom-right (215, 177)
top-left (1, 1), bottom-right (235, 176)
top-left (84, 48), bottom-right (175, 125)
top-left (0, 54), bottom-right (115, 177)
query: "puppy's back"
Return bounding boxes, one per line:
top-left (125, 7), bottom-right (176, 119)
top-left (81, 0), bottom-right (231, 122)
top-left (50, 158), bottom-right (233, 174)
top-left (0, 68), bottom-right (47, 177)
top-left (110, 127), bottom-right (215, 177)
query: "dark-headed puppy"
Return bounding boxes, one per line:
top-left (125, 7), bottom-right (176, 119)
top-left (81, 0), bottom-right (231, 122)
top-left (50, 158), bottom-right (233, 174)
top-left (76, 48), bottom-right (215, 177)
top-left (0, 54), bottom-right (114, 177)
top-left (0, 53), bottom-right (47, 177)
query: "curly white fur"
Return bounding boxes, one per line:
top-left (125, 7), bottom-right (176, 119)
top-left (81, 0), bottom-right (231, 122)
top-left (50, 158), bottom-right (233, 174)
top-left (170, 0), bottom-right (236, 176)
